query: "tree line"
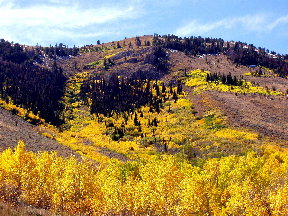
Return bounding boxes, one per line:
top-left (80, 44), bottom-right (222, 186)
top-left (152, 34), bottom-right (226, 55)
top-left (206, 72), bottom-right (244, 86)
top-left (227, 42), bottom-right (288, 77)
top-left (38, 43), bottom-right (79, 59)
top-left (152, 34), bottom-right (288, 77)
top-left (80, 74), bottom-right (182, 117)
top-left (80, 73), bottom-right (182, 141)
top-left (0, 39), bottom-right (66, 125)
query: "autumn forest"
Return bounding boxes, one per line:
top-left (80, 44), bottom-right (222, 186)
top-left (0, 35), bottom-right (288, 215)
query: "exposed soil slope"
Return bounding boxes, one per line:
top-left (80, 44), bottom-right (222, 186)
top-left (0, 107), bottom-right (77, 157)
top-left (189, 91), bottom-right (288, 141)
top-left (210, 92), bottom-right (288, 140)
top-left (163, 51), bottom-right (288, 140)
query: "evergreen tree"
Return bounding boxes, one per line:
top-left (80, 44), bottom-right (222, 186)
top-left (135, 37), bottom-right (142, 47)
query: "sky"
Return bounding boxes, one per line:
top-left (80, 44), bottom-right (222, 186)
top-left (0, 0), bottom-right (287, 54)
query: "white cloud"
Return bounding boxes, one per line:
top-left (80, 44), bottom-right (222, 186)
top-left (267, 15), bottom-right (288, 30)
top-left (0, 1), bottom-right (141, 45)
top-left (175, 14), bottom-right (288, 36)
top-left (0, 0), bottom-right (15, 8)
top-left (0, 4), bottom-right (138, 28)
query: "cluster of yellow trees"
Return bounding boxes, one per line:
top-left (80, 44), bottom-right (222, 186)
top-left (53, 94), bottom-right (263, 163)
top-left (186, 69), bottom-right (284, 95)
top-left (0, 142), bottom-right (287, 215)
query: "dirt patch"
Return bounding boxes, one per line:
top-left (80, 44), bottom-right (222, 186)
top-left (58, 50), bottom-right (104, 76)
top-left (210, 92), bottom-right (288, 140)
top-left (188, 90), bottom-right (288, 141)
top-left (0, 107), bottom-right (79, 157)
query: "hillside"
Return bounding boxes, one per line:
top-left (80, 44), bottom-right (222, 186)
top-left (0, 107), bottom-right (78, 157)
top-left (0, 35), bottom-right (288, 215)
top-left (58, 35), bottom-right (288, 142)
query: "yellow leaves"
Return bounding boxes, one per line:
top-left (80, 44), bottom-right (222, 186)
top-left (185, 78), bottom-right (207, 87)
top-left (175, 98), bottom-right (191, 108)
top-left (0, 143), bottom-right (104, 214)
top-left (214, 128), bottom-right (258, 141)
top-left (268, 183), bottom-right (288, 215)
top-left (185, 69), bottom-right (284, 96)
top-left (84, 60), bottom-right (103, 69)
top-left (1, 143), bottom-right (288, 215)
top-left (104, 53), bottom-right (117, 59)
top-left (185, 69), bottom-right (208, 87)
top-left (52, 68), bottom-right (282, 166)
top-left (243, 72), bottom-right (252, 76)
top-left (213, 81), bottom-right (283, 95)
top-left (260, 66), bottom-right (275, 74)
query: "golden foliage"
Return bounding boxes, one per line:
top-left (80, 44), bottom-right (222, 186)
top-left (0, 143), bottom-right (288, 215)
top-left (186, 69), bottom-right (284, 96)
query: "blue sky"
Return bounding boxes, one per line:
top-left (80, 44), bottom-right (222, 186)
top-left (0, 0), bottom-right (287, 54)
